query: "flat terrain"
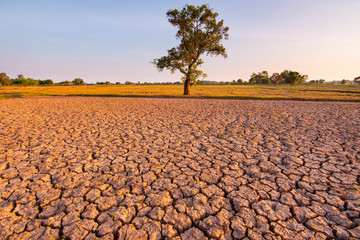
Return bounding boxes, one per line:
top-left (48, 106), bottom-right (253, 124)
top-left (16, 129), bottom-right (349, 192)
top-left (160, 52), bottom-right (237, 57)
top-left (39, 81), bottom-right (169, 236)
top-left (1, 84), bottom-right (360, 101)
top-left (1, 97), bottom-right (360, 239)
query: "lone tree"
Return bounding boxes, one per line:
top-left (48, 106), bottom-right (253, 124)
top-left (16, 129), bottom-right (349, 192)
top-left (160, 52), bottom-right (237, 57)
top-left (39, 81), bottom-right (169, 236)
top-left (153, 4), bottom-right (229, 95)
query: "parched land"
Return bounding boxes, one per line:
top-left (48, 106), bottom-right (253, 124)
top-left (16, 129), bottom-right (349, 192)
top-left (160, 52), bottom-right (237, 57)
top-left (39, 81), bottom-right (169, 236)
top-left (0, 97), bottom-right (359, 239)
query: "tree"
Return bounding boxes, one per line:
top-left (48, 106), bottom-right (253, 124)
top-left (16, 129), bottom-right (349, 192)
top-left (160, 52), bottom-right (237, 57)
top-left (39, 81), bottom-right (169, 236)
top-left (153, 4), bottom-right (229, 95)
top-left (281, 70), bottom-right (308, 85)
top-left (72, 78), bottom-right (84, 85)
top-left (39, 79), bottom-right (54, 85)
top-left (0, 72), bottom-right (11, 86)
top-left (249, 71), bottom-right (270, 84)
top-left (59, 81), bottom-right (71, 86)
top-left (341, 79), bottom-right (350, 85)
top-left (270, 73), bottom-right (283, 84)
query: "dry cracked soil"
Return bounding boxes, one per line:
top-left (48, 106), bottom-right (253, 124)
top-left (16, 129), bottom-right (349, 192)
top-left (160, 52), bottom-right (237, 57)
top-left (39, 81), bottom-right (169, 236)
top-left (0, 97), bottom-right (360, 240)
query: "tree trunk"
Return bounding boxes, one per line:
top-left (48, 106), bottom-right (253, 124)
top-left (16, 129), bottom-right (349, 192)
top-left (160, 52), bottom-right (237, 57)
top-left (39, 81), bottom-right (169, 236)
top-left (183, 75), bottom-right (191, 95)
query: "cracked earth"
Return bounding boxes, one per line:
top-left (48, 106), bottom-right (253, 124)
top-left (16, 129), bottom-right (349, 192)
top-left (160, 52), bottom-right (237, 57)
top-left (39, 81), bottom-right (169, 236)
top-left (1, 97), bottom-right (360, 240)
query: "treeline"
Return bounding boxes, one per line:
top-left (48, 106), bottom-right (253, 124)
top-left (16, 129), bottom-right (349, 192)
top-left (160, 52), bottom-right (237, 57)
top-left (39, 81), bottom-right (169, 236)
top-left (2, 71), bottom-right (359, 86)
top-left (58, 78), bottom-right (85, 86)
top-left (92, 81), bottom-right (183, 85)
top-left (0, 73), bottom-right (85, 86)
top-left (0, 73), bottom-right (55, 86)
top-left (247, 70), bottom-right (308, 85)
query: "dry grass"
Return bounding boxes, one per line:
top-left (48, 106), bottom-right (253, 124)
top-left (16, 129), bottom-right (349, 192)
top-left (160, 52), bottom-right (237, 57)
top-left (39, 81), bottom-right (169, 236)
top-left (1, 84), bottom-right (360, 101)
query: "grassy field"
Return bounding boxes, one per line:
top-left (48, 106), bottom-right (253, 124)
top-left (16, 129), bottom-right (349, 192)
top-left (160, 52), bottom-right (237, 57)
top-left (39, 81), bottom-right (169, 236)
top-left (1, 84), bottom-right (360, 101)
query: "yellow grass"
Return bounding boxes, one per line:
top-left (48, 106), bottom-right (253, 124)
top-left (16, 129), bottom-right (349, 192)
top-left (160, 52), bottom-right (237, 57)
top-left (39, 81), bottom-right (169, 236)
top-left (1, 84), bottom-right (360, 101)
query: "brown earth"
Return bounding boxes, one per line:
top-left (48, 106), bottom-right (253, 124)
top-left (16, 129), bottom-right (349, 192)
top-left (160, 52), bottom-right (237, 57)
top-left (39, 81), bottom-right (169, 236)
top-left (0, 97), bottom-right (359, 240)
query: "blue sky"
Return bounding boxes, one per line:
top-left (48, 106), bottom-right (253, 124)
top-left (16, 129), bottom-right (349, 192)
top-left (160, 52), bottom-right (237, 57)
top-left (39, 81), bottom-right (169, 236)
top-left (1, 0), bottom-right (359, 83)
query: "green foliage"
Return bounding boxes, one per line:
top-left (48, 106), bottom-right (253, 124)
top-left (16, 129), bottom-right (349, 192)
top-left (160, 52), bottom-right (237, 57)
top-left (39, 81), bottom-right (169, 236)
top-left (39, 79), bottom-right (54, 85)
top-left (281, 70), bottom-right (308, 85)
top-left (153, 4), bottom-right (229, 95)
top-left (96, 81), bottom-right (111, 85)
top-left (12, 76), bottom-right (40, 86)
top-left (59, 81), bottom-right (71, 86)
top-left (72, 78), bottom-right (85, 85)
top-left (310, 79), bottom-right (326, 84)
top-left (230, 79), bottom-right (245, 85)
top-left (270, 73), bottom-right (283, 84)
top-left (0, 72), bottom-right (12, 86)
top-left (247, 70), bottom-right (308, 85)
top-left (249, 71), bottom-right (270, 84)
top-left (1, 72), bottom-right (56, 86)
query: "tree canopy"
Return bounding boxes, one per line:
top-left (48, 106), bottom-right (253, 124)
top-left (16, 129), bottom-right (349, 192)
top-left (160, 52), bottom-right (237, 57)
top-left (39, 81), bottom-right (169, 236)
top-left (281, 70), bottom-right (308, 85)
top-left (153, 4), bottom-right (229, 95)
top-left (0, 72), bottom-right (11, 86)
top-left (249, 71), bottom-right (270, 84)
top-left (248, 70), bottom-right (308, 85)
top-left (72, 78), bottom-right (85, 85)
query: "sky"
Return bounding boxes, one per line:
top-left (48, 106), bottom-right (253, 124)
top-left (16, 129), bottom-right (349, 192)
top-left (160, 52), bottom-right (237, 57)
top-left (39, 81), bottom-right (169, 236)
top-left (0, 0), bottom-right (359, 83)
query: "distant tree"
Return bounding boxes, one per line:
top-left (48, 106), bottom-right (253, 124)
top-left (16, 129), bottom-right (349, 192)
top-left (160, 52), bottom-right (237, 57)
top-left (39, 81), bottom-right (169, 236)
top-left (0, 72), bottom-right (11, 86)
top-left (39, 79), bottom-right (54, 85)
top-left (27, 78), bottom-right (39, 86)
top-left (12, 77), bottom-right (39, 86)
top-left (249, 71), bottom-right (270, 84)
top-left (72, 78), bottom-right (84, 85)
top-left (59, 81), bottom-right (71, 86)
top-left (153, 4), bottom-right (229, 95)
top-left (341, 79), bottom-right (351, 85)
top-left (17, 74), bottom-right (24, 80)
top-left (270, 73), bottom-right (283, 84)
top-left (281, 70), bottom-right (308, 85)
top-left (237, 79), bottom-right (243, 84)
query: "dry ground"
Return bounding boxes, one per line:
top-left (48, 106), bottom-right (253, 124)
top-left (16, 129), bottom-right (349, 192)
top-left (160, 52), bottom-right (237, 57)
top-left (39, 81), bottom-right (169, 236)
top-left (0, 97), bottom-right (360, 239)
